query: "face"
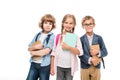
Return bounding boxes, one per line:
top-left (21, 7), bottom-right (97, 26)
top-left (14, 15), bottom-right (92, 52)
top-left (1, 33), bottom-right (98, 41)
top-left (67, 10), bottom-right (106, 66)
top-left (83, 19), bottom-right (95, 33)
top-left (63, 18), bottom-right (74, 33)
top-left (43, 21), bottom-right (53, 33)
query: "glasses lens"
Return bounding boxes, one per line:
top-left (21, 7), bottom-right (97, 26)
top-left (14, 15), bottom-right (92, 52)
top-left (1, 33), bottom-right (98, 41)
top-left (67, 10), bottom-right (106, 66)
top-left (84, 23), bottom-right (94, 26)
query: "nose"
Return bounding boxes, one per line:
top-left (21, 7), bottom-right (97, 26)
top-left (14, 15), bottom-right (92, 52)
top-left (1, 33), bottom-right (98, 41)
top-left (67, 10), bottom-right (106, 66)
top-left (67, 23), bottom-right (72, 27)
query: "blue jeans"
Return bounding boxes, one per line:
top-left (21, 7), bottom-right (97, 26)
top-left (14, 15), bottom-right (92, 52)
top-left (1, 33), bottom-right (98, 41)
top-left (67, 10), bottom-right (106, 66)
top-left (26, 62), bottom-right (50, 80)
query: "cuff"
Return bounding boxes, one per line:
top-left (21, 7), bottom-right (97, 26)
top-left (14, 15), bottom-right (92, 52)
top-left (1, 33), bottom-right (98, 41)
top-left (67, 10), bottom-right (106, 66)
top-left (88, 57), bottom-right (92, 64)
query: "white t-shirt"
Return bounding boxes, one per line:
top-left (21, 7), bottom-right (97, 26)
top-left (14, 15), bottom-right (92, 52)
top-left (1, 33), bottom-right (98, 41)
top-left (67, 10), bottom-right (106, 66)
top-left (57, 35), bottom-right (71, 68)
top-left (33, 33), bottom-right (47, 63)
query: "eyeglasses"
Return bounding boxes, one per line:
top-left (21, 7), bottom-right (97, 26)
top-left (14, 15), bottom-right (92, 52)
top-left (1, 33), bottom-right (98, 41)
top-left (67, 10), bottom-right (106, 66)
top-left (83, 23), bottom-right (94, 27)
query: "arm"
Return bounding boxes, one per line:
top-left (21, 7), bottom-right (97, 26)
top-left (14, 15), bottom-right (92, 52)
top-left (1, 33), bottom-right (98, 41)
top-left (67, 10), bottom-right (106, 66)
top-left (50, 36), bottom-right (58, 76)
top-left (50, 56), bottom-right (55, 76)
top-left (79, 54), bottom-right (91, 64)
top-left (30, 34), bottom-right (55, 57)
top-left (28, 33), bottom-right (42, 51)
top-left (98, 36), bottom-right (108, 57)
top-left (62, 42), bottom-right (80, 55)
top-left (28, 43), bottom-right (43, 51)
top-left (30, 48), bottom-right (51, 57)
top-left (79, 37), bottom-right (91, 65)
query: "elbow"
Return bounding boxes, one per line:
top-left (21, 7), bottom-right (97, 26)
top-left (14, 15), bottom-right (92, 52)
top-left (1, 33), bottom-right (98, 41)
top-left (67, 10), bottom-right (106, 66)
top-left (78, 49), bottom-right (84, 56)
top-left (104, 52), bottom-right (108, 57)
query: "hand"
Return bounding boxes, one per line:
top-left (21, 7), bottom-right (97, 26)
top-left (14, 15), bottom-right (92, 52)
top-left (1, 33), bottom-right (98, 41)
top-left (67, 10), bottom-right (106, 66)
top-left (62, 42), bottom-right (69, 50)
top-left (32, 43), bottom-right (43, 50)
top-left (28, 43), bottom-right (43, 51)
top-left (90, 48), bottom-right (99, 56)
top-left (30, 50), bottom-right (41, 56)
top-left (50, 66), bottom-right (55, 76)
top-left (30, 51), bottom-right (36, 56)
top-left (91, 57), bottom-right (100, 66)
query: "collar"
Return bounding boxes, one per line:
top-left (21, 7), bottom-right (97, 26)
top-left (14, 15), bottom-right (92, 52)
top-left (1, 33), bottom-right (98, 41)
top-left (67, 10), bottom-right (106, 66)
top-left (86, 34), bottom-right (94, 40)
top-left (39, 31), bottom-right (53, 35)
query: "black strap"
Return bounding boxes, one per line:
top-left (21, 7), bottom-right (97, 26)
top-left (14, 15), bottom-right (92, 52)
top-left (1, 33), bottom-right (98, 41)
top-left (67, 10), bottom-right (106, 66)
top-left (102, 58), bottom-right (105, 69)
top-left (35, 32), bottom-right (52, 44)
top-left (46, 34), bottom-right (52, 44)
top-left (35, 32), bottom-right (41, 42)
top-left (98, 37), bottom-right (105, 69)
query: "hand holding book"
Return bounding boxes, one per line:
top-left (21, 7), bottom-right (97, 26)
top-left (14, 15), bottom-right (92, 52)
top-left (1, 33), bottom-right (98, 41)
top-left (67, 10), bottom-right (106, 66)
top-left (90, 44), bottom-right (101, 66)
top-left (28, 40), bottom-right (43, 51)
top-left (90, 44), bottom-right (100, 56)
top-left (28, 40), bottom-right (43, 61)
top-left (64, 32), bottom-right (77, 48)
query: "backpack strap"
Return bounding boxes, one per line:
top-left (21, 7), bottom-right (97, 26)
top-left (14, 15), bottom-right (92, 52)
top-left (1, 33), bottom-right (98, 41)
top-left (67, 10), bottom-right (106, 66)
top-left (46, 33), bottom-right (53, 44)
top-left (35, 32), bottom-right (52, 44)
top-left (55, 34), bottom-right (61, 46)
top-left (35, 32), bottom-right (41, 42)
top-left (98, 37), bottom-right (105, 69)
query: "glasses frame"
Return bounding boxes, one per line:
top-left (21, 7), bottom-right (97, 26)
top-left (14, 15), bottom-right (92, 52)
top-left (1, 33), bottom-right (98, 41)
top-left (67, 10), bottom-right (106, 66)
top-left (83, 23), bottom-right (94, 27)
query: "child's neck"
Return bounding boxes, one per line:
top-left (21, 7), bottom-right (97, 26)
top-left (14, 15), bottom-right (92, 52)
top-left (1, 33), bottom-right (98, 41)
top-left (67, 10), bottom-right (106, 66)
top-left (43, 31), bottom-right (49, 34)
top-left (62, 31), bottom-right (72, 35)
top-left (86, 32), bottom-right (94, 36)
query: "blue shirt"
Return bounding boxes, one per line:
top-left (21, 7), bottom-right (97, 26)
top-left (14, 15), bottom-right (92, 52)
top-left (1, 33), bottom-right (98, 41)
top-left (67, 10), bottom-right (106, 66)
top-left (29, 31), bottom-right (55, 66)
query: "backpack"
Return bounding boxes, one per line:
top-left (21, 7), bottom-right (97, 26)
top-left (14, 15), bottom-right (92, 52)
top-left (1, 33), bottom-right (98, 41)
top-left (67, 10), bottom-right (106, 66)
top-left (35, 32), bottom-right (52, 44)
top-left (55, 34), bottom-right (61, 46)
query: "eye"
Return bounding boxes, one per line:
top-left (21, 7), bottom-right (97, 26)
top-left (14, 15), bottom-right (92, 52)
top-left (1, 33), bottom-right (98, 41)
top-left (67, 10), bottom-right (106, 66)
top-left (84, 23), bottom-right (94, 26)
top-left (64, 22), bottom-right (68, 24)
top-left (89, 23), bottom-right (94, 25)
top-left (49, 22), bottom-right (53, 25)
top-left (70, 23), bottom-right (73, 25)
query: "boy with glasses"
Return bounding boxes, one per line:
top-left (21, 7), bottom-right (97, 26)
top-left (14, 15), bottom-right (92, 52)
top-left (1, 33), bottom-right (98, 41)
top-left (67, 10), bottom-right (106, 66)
top-left (79, 16), bottom-right (108, 80)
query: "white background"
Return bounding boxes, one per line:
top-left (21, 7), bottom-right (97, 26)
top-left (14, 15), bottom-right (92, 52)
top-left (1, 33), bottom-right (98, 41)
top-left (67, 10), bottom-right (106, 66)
top-left (0, 0), bottom-right (120, 80)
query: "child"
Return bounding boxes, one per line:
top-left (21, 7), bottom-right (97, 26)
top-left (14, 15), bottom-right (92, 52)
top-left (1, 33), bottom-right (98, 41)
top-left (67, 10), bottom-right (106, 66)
top-left (26, 14), bottom-right (56, 80)
top-left (79, 15), bottom-right (108, 80)
top-left (50, 14), bottom-right (83, 80)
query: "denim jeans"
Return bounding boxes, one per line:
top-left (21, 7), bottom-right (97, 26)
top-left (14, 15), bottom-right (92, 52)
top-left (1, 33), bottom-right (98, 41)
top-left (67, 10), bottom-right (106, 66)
top-left (57, 66), bottom-right (73, 80)
top-left (26, 62), bottom-right (50, 80)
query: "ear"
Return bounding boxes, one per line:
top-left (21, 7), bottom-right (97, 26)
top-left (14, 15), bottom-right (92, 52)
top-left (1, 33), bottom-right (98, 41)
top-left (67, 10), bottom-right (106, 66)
top-left (82, 26), bottom-right (84, 29)
top-left (93, 24), bottom-right (95, 28)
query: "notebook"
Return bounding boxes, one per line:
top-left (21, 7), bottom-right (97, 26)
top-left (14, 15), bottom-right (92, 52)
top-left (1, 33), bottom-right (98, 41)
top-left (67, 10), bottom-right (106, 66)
top-left (90, 44), bottom-right (101, 63)
top-left (32, 40), bottom-right (41, 46)
top-left (90, 44), bottom-right (100, 52)
top-left (64, 32), bottom-right (77, 48)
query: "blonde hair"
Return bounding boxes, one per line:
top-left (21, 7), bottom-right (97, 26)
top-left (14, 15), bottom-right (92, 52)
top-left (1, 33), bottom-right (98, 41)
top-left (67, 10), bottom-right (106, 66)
top-left (82, 15), bottom-right (95, 26)
top-left (39, 14), bottom-right (56, 30)
top-left (61, 14), bottom-right (76, 33)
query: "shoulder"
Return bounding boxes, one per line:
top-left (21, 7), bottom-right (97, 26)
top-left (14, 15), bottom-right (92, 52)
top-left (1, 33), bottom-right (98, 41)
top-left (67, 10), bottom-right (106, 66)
top-left (80, 34), bottom-right (86, 39)
top-left (94, 34), bottom-right (104, 43)
top-left (34, 31), bottom-right (42, 40)
top-left (36, 31), bottom-right (42, 36)
top-left (47, 32), bottom-right (55, 38)
top-left (94, 34), bottom-right (103, 39)
top-left (55, 33), bottom-right (61, 38)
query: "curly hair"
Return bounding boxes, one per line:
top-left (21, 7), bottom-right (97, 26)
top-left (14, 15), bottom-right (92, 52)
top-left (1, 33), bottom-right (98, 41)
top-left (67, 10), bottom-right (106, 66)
top-left (39, 14), bottom-right (56, 30)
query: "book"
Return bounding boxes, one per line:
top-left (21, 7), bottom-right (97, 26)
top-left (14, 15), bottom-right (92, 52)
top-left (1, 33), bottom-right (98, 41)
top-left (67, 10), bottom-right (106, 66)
top-left (31, 40), bottom-right (41, 46)
top-left (90, 44), bottom-right (100, 54)
top-left (64, 32), bottom-right (77, 48)
top-left (90, 44), bottom-right (101, 65)
top-left (31, 40), bottom-right (42, 61)
top-left (31, 40), bottom-right (41, 51)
